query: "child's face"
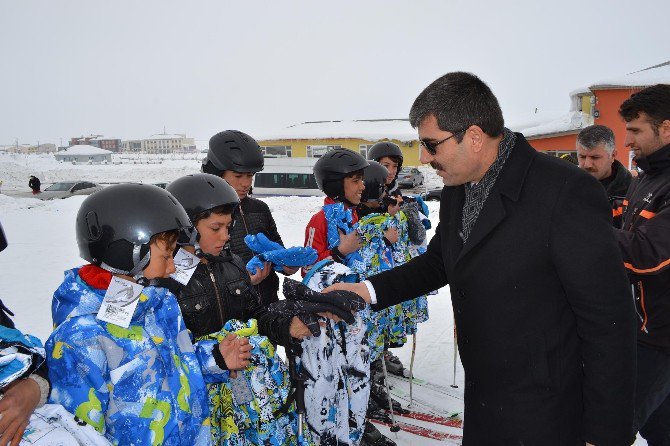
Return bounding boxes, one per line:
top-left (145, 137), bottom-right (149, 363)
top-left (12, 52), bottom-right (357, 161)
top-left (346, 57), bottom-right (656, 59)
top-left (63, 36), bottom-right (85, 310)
top-left (378, 156), bottom-right (398, 185)
top-left (144, 239), bottom-right (177, 280)
top-left (343, 174), bottom-right (365, 205)
top-left (196, 213), bottom-right (233, 257)
top-left (222, 171), bottom-right (254, 200)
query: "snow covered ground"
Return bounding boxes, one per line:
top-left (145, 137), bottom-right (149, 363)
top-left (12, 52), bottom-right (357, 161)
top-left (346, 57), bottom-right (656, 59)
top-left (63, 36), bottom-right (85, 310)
top-left (0, 154), bottom-right (646, 445)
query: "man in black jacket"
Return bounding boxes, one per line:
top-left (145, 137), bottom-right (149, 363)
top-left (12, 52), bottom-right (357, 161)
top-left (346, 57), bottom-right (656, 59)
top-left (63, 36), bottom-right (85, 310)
top-left (202, 130), bottom-right (296, 307)
top-left (326, 72), bottom-right (636, 445)
top-left (614, 84), bottom-right (670, 445)
top-left (576, 125), bottom-right (632, 226)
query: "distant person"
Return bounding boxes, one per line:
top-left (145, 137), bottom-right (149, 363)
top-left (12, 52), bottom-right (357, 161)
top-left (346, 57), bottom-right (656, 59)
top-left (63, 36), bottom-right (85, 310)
top-left (576, 125), bottom-right (632, 215)
top-left (326, 72), bottom-right (636, 445)
top-left (613, 84), bottom-right (670, 446)
top-left (202, 130), bottom-right (297, 307)
top-left (28, 175), bottom-right (40, 194)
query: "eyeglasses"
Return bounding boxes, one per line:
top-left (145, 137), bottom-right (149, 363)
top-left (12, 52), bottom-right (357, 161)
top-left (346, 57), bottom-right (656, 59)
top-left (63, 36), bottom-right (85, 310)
top-left (419, 127), bottom-right (469, 155)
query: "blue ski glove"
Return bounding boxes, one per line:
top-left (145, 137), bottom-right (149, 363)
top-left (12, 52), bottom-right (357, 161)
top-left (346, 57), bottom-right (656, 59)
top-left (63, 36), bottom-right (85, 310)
top-left (246, 246), bottom-right (318, 273)
top-left (244, 233), bottom-right (283, 254)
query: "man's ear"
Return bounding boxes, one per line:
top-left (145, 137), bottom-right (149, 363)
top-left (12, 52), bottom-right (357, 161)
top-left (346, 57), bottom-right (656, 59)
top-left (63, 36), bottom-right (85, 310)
top-left (467, 125), bottom-right (484, 153)
top-left (660, 119), bottom-right (670, 144)
top-left (611, 149), bottom-right (618, 159)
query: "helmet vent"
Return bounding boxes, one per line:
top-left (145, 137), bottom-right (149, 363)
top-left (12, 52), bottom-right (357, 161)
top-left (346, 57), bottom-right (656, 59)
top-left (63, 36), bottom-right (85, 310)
top-left (85, 211), bottom-right (102, 241)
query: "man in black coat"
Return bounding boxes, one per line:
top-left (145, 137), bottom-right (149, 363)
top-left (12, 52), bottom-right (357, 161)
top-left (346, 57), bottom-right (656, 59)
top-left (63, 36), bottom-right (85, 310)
top-left (327, 72), bottom-right (636, 445)
top-left (614, 84), bottom-right (670, 445)
top-left (576, 125), bottom-right (632, 226)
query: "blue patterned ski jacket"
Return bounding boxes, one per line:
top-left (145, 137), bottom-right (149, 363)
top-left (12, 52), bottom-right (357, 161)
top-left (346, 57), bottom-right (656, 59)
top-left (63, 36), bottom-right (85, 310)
top-left (47, 267), bottom-right (230, 446)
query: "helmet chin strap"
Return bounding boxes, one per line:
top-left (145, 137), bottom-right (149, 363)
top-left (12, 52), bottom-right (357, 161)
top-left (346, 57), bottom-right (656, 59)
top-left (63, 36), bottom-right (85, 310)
top-left (99, 244), bottom-right (151, 281)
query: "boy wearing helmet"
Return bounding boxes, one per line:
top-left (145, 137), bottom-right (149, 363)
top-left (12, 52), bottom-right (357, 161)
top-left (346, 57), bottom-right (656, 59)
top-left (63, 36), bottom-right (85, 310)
top-left (46, 184), bottom-right (251, 445)
top-left (167, 173), bottom-right (313, 445)
top-left (202, 130), bottom-right (294, 308)
top-left (304, 148), bottom-right (369, 264)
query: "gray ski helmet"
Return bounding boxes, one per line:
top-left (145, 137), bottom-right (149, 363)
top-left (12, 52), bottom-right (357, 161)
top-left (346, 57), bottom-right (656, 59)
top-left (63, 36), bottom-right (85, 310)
top-left (361, 161), bottom-right (389, 202)
top-left (202, 130), bottom-right (264, 175)
top-left (0, 222), bottom-right (7, 253)
top-left (167, 173), bottom-right (240, 223)
top-left (367, 141), bottom-right (404, 173)
top-left (76, 184), bottom-right (192, 276)
top-left (313, 148), bottom-right (369, 200)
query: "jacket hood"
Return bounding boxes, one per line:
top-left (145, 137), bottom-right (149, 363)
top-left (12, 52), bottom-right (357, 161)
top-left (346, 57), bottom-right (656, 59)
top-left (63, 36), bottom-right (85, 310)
top-left (52, 267), bottom-right (168, 328)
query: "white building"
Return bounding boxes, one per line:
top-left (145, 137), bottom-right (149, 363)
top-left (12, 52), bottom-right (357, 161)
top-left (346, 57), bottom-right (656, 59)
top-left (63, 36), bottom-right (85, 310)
top-left (122, 133), bottom-right (196, 154)
top-left (54, 145), bottom-right (113, 164)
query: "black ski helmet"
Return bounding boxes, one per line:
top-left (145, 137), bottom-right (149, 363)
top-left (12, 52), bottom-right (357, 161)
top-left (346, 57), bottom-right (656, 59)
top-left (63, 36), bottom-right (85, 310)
top-left (76, 184), bottom-right (192, 277)
top-left (313, 148), bottom-right (369, 200)
top-left (202, 130), bottom-right (264, 175)
top-left (167, 173), bottom-right (240, 223)
top-left (367, 141), bottom-right (404, 174)
top-left (361, 161), bottom-right (389, 202)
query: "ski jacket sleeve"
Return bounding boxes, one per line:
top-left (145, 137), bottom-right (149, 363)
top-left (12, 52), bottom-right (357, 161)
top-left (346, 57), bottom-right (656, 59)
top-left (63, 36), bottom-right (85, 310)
top-left (368, 219), bottom-right (448, 310)
top-left (192, 338), bottom-right (231, 383)
top-left (304, 211), bottom-right (332, 263)
top-left (47, 325), bottom-right (111, 435)
top-left (245, 290), bottom-right (293, 348)
top-left (613, 199), bottom-right (670, 276)
top-left (549, 172), bottom-right (635, 445)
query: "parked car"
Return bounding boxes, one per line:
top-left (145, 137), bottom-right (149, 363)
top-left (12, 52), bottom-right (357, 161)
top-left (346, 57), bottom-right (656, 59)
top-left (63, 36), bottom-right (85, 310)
top-left (397, 167), bottom-right (424, 188)
top-left (422, 187), bottom-right (443, 201)
top-left (37, 181), bottom-right (103, 200)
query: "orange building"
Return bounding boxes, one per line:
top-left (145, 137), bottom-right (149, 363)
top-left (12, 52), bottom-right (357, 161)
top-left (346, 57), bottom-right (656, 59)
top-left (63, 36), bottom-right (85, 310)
top-left (516, 61), bottom-right (670, 167)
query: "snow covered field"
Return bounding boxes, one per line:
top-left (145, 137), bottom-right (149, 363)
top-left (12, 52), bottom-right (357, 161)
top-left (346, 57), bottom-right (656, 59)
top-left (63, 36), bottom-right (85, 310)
top-left (0, 154), bottom-right (645, 445)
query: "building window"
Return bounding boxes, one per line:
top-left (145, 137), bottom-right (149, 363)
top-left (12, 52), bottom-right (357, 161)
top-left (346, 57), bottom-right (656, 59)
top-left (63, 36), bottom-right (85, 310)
top-left (255, 172), bottom-right (318, 189)
top-left (359, 144), bottom-right (374, 159)
top-left (307, 145), bottom-right (341, 158)
top-left (260, 145), bottom-right (292, 157)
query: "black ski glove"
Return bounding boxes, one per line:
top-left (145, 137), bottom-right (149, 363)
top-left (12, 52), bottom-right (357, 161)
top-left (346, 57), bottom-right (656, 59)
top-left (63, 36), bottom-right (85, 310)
top-left (282, 278), bottom-right (367, 315)
top-left (401, 200), bottom-right (427, 245)
top-left (268, 299), bottom-right (337, 337)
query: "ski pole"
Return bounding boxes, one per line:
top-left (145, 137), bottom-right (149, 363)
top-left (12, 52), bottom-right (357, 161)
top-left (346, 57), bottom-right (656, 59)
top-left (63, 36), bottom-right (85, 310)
top-left (409, 333), bottom-right (417, 407)
top-left (381, 352), bottom-right (401, 434)
top-left (288, 353), bottom-right (307, 445)
top-left (451, 321), bottom-right (459, 389)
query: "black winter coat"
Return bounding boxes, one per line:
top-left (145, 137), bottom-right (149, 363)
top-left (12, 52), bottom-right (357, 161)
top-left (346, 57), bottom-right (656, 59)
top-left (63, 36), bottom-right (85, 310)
top-left (369, 134), bottom-right (636, 445)
top-left (175, 249), bottom-right (292, 348)
top-left (614, 143), bottom-right (670, 349)
top-left (605, 159), bottom-right (633, 227)
top-left (229, 196), bottom-right (284, 307)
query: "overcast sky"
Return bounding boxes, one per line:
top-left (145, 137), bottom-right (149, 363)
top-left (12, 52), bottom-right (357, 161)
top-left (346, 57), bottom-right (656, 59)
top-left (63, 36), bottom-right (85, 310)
top-left (1, 0), bottom-right (668, 146)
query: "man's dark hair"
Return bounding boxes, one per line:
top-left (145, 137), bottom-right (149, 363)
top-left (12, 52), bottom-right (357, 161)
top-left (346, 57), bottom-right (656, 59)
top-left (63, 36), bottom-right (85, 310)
top-left (619, 84), bottom-right (670, 134)
top-left (577, 125), bottom-right (615, 154)
top-left (409, 72), bottom-right (504, 142)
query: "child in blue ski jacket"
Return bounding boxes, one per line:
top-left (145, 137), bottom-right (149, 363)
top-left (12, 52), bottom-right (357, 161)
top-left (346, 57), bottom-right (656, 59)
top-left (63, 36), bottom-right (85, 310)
top-left (46, 184), bottom-right (251, 446)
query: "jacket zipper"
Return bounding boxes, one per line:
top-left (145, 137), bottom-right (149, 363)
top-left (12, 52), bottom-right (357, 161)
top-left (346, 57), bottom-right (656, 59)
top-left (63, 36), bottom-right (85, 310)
top-left (238, 201), bottom-right (250, 235)
top-left (638, 282), bottom-right (649, 334)
top-left (207, 263), bottom-right (226, 328)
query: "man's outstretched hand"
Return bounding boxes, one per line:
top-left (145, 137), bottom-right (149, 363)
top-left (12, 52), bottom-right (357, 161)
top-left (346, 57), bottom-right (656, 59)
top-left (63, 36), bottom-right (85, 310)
top-left (322, 282), bottom-right (372, 304)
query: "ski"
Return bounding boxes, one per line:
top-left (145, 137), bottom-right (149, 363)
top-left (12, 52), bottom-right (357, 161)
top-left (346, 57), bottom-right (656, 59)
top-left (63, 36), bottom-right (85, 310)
top-left (388, 409), bottom-right (463, 429)
top-left (389, 374), bottom-right (464, 401)
top-left (370, 418), bottom-right (462, 442)
top-left (388, 381), bottom-right (460, 416)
